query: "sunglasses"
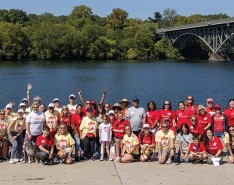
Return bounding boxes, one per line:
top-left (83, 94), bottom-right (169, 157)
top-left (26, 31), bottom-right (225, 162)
top-left (162, 126), bottom-right (168, 129)
top-left (187, 98), bottom-right (193, 100)
top-left (229, 129), bottom-right (234, 132)
top-left (199, 109), bottom-right (204, 111)
top-left (0, 113), bottom-right (5, 115)
top-left (191, 119), bottom-right (197, 122)
top-left (164, 104), bottom-right (170, 105)
top-left (60, 127), bottom-right (65, 130)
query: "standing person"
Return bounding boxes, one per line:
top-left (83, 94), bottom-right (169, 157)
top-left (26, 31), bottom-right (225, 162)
top-left (189, 115), bottom-right (204, 140)
top-left (156, 120), bottom-right (175, 164)
top-left (145, 100), bottom-right (159, 134)
top-left (44, 103), bottom-right (60, 137)
top-left (224, 99), bottom-right (234, 126)
top-left (224, 125), bottom-right (234, 164)
top-left (138, 124), bottom-right (155, 162)
top-left (60, 105), bottom-right (72, 134)
top-left (127, 97), bottom-right (145, 136)
top-left (55, 124), bottom-right (75, 164)
top-left (121, 125), bottom-right (139, 163)
top-left (0, 109), bottom-right (10, 161)
top-left (112, 112), bottom-right (129, 161)
top-left (175, 101), bottom-right (190, 131)
top-left (211, 104), bottom-right (227, 140)
top-left (36, 126), bottom-right (54, 165)
top-left (185, 95), bottom-right (197, 116)
top-left (5, 103), bottom-right (16, 122)
top-left (119, 98), bottom-right (130, 118)
top-left (196, 105), bottom-right (212, 130)
top-left (159, 100), bottom-right (176, 134)
top-left (71, 104), bottom-right (84, 161)
top-left (79, 108), bottom-right (98, 160)
top-left (176, 123), bottom-right (193, 163)
top-left (206, 98), bottom-right (215, 116)
top-left (188, 136), bottom-right (207, 163)
top-left (53, 98), bottom-right (62, 113)
top-left (99, 114), bottom-right (112, 161)
top-left (112, 103), bottom-right (122, 118)
top-left (203, 129), bottom-right (223, 164)
top-left (67, 94), bottom-right (77, 115)
top-left (7, 109), bottom-right (25, 163)
top-left (96, 104), bottom-right (106, 124)
top-left (25, 102), bottom-right (45, 143)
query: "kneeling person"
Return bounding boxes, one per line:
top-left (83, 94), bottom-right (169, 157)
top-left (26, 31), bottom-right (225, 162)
top-left (138, 124), bottom-right (155, 162)
top-left (36, 126), bottom-right (54, 165)
top-left (121, 126), bottom-right (139, 163)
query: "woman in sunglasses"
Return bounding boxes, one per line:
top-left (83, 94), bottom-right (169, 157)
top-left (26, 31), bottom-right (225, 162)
top-left (185, 96), bottom-right (197, 116)
top-left (196, 105), bottom-right (212, 131)
top-left (224, 125), bottom-right (234, 163)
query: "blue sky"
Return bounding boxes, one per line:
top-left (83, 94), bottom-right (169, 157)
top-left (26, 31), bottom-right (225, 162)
top-left (0, 0), bottom-right (233, 19)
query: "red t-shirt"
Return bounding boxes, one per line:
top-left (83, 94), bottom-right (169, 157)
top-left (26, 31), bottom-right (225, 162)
top-left (205, 107), bottom-right (215, 115)
top-left (189, 123), bottom-right (204, 136)
top-left (71, 113), bottom-right (83, 134)
top-left (175, 109), bottom-right (190, 129)
top-left (159, 109), bottom-right (175, 127)
top-left (61, 115), bottom-right (72, 130)
top-left (138, 132), bottom-right (156, 145)
top-left (36, 135), bottom-right (54, 150)
top-left (224, 108), bottom-right (234, 126)
top-left (213, 113), bottom-right (225, 132)
top-left (188, 142), bottom-right (206, 153)
top-left (82, 107), bottom-right (97, 117)
top-left (204, 136), bottom-right (223, 155)
top-left (146, 110), bottom-right (159, 128)
top-left (112, 119), bottom-right (129, 139)
top-left (196, 113), bottom-right (212, 129)
top-left (185, 105), bottom-right (197, 116)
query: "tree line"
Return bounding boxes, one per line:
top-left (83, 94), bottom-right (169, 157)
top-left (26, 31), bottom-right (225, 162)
top-left (0, 6), bottom-right (230, 61)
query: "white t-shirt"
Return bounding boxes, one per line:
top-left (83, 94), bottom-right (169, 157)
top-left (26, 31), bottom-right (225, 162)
top-left (26, 111), bottom-right (45, 136)
top-left (98, 122), bottom-right (112, 142)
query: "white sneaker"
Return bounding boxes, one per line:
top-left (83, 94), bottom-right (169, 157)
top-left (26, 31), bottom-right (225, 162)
top-left (114, 157), bottom-right (120, 162)
top-left (14, 158), bottom-right (19, 162)
top-left (166, 158), bottom-right (172, 164)
top-left (108, 158), bottom-right (113, 161)
top-left (9, 159), bottom-right (16, 164)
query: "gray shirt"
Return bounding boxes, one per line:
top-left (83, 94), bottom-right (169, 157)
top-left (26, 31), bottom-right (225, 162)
top-left (26, 111), bottom-right (45, 136)
top-left (176, 133), bottom-right (193, 153)
top-left (127, 106), bottom-right (145, 131)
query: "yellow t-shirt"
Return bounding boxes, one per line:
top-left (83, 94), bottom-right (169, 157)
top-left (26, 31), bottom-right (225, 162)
top-left (79, 116), bottom-right (98, 139)
top-left (155, 130), bottom-right (175, 150)
top-left (123, 133), bottom-right (139, 154)
top-left (45, 110), bottom-right (60, 131)
top-left (9, 118), bottom-right (26, 133)
top-left (55, 133), bottom-right (75, 148)
top-left (0, 118), bottom-right (10, 137)
top-left (224, 133), bottom-right (234, 149)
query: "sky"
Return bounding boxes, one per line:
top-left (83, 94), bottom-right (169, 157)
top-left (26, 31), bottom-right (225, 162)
top-left (0, 0), bottom-right (233, 20)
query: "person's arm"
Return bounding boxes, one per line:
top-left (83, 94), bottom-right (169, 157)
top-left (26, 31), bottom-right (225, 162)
top-left (214, 149), bottom-right (223, 157)
top-left (77, 89), bottom-right (85, 105)
top-left (99, 89), bottom-right (106, 105)
top-left (178, 140), bottom-right (184, 156)
top-left (157, 142), bottom-right (162, 157)
top-left (39, 145), bottom-right (51, 154)
top-left (109, 128), bottom-right (112, 142)
top-left (26, 121), bottom-right (32, 140)
top-left (68, 144), bottom-right (75, 158)
top-left (49, 146), bottom-right (54, 159)
top-left (121, 144), bottom-right (126, 156)
top-left (7, 120), bottom-right (17, 141)
top-left (27, 83), bottom-right (32, 106)
top-left (127, 145), bottom-right (137, 155)
top-left (169, 138), bottom-right (175, 150)
top-left (204, 123), bottom-right (211, 130)
top-left (99, 127), bottom-right (102, 143)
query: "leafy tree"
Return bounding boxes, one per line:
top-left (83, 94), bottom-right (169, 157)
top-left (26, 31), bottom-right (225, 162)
top-left (0, 22), bottom-right (29, 60)
top-left (148, 11), bottom-right (163, 23)
top-left (69, 5), bottom-right (93, 19)
top-left (162, 8), bottom-right (178, 27)
top-left (8, 9), bottom-right (29, 24)
top-left (106, 8), bottom-right (128, 30)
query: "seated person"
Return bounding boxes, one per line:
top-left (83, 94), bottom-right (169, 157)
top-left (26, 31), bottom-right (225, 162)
top-left (36, 126), bottom-right (54, 165)
top-left (55, 123), bottom-right (75, 164)
top-left (188, 136), bottom-right (207, 163)
top-left (155, 119), bottom-right (175, 164)
top-left (138, 124), bottom-right (155, 162)
top-left (224, 125), bottom-right (234, 164)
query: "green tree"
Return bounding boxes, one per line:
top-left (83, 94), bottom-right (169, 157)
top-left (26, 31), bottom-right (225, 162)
top-left (106, 8), bottom-right (128, 30)
top-left (148, 11), bottom-right (163, 23)
top-left (0, 22), bottom-right (29, 60)
top-left (69, 5), bottom-right (93, 19)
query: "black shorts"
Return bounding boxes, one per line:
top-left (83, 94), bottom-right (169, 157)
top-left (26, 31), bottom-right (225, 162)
top-left (130, 153), bottom-right (139, 161)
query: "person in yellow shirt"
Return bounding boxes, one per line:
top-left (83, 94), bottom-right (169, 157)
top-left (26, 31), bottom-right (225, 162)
top-left (79, 108), bottom-right (98, 160)
top-left (55, 123), bottom-right (75, 164)
top-left (121, 125), bottom-right (139, 163)
top-left (155, 118), bottom-right (175, 164)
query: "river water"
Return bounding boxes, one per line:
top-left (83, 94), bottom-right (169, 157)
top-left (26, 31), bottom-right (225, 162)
top-left (0, 60), bottom-right (233, 110)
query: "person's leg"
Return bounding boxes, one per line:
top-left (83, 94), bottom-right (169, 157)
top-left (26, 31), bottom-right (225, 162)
top-left (105, 141), bottom-right (111, 160)
top-left (100, 141), bottom-right (104, 160)
top-left (121, 154), bottom-right (134, 163)
top-left (2, 138), bottom-right (9, 158)
top-left (8, 135), bottom-right (18, 159)
top-left (115, 139), bottom-right (120, 160)
top-left (73, 134), bottom-right (80, 158)
top-left (90, 137), bottom-right (96, 157)
top-left (37, 151), bottom-right (49, 161)
top-left (82, 136), bottom-right (90, 159)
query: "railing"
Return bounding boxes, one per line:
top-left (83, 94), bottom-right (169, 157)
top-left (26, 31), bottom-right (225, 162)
top-left (156, 17), bottom-right (234, 33)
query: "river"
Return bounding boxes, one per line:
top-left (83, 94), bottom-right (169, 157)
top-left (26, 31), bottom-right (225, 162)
top-left (0, 60), bottom-right (233, 110)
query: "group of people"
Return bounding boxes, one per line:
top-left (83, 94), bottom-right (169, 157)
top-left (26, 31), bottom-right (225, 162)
top-left (0, 83), bottom-right (234, 166)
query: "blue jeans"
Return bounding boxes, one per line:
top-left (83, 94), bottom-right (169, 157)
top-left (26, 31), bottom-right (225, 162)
top-left (8, 134), bottom-right (23, 159)
top-left (73, 134), bottom-right (80, 156)
top-left (214, 131), bottom-right (224, 139)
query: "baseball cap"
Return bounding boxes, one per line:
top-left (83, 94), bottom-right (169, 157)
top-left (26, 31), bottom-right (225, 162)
top-left (69, 94), bottom-right (75, 99)
top-left (207, 98), bottom-right (214, 103)
top-left (53, 98), bottom-right (60, 103)
top-left (21, 98), bottom-right (28, 102)
top-left (214, 104), bottom-right (221, 109)
top-left (48, 103), bottom-right (55, 108)
top-left (17, 109), bottom-right (24, 114)
top-left (143, 124), bottom-right (150, 129)
top-left (108, 110), bottom-right (115, 115)
top-left (6, 104), bottom-right (13, 109)
top-left (133, 97), bottom-right (139, 102)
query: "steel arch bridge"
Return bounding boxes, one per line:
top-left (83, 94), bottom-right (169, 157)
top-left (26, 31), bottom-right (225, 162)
top-left (156, 18), bottom-right (234, 55)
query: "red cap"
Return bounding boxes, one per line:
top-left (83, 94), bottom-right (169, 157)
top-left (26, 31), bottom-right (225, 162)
top-left (207, 98), bottom-right (214, 103)
top-left (214, 104), bottom-right (221, 109)
top-left (91, 100), bottom-right (96, 105)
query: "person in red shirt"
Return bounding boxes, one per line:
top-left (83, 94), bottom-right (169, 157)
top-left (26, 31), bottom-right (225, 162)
top-left (205, 98), bottom-right (215, 116)
top-left (225, 125), bottom-right (234, 164)
top-left (112, 113), bottom-right (129, 161)
top-left (203, 129), bottom-right (223, 164)
top-left (188, 136), bottom-right (207, 163)
top-left (175, 101), bottom-right (190, 131)
top-left (211, 104), bottom-right (227, 140)
top-left (189, 115), bottom-right (204, 140)
top-left (224, 99), bottom-right (234, 126)
top-left (36, 126), bottom-right (54, 165)
top-left (185, 95), bottom-right (197, 117)
top-left (60, 105), bottom-right (72, 134)
top-left (71, 104), bottom-right (84, 161)
top-left (196, 105), bottom-right (212, 130)
top-left (145, 100), bottom-right (159, 134)
top-left (138, 124), bottom-right (156, 162)
top-left (159, 100), bottom-right (176, 129)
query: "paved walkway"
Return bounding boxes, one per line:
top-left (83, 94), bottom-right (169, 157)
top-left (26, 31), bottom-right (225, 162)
top-left (0, 158), bottom-right (233, 185)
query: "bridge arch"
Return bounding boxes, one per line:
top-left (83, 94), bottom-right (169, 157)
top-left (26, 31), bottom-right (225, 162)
top-left (171, 33), bottom-right (214, 53)
top-left (215, 33), bottom-right (234, 53)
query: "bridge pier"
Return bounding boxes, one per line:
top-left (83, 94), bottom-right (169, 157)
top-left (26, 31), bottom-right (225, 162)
top-left (208, 53), bottom-right (234, 61)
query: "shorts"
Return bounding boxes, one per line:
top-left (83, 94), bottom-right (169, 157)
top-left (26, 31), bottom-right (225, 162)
top-left (130, 153), bottom-right (139, 161)
top-left (214, 131), bottom-right (225, 139)
top-left (162, 148), bottom-right (170, 159)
